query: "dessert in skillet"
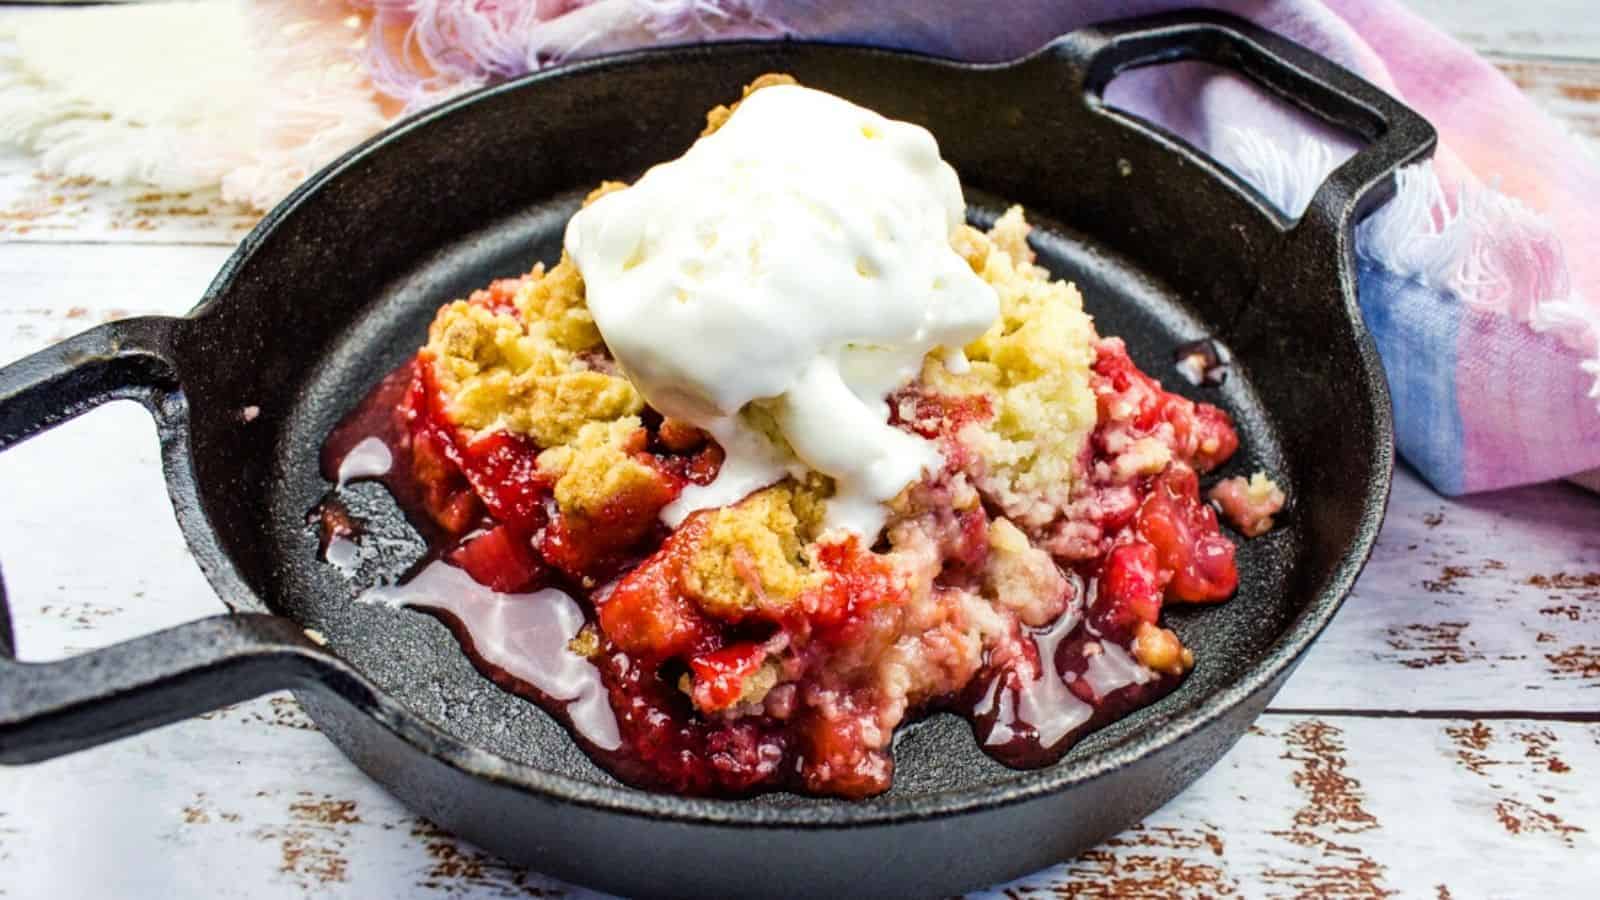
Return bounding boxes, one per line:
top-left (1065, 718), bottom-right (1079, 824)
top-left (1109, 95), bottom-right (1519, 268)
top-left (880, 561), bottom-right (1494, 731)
top-left (322, 75), bottom-right (1284, 798)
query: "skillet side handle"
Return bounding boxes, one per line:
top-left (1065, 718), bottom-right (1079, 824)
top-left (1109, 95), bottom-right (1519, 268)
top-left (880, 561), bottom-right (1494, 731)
top-left (0, 316), bottom-right (187, 451)
top-left (0, 605), bottom-right (368, 764)
top-left (0, 315), bottom-right (189, 662)
top-left (1060, 10), bottom-right (1438, 231)
top-left (0, 316), bottom-right (371, 763)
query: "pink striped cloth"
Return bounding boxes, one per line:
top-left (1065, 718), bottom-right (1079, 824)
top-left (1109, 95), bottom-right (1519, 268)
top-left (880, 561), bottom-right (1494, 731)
top-left (352, 0), bottom-right (1600, 495)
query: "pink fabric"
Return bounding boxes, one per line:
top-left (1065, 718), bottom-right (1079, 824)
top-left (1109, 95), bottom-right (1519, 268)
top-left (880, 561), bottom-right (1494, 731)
top-left (1459, 312), bottom-right (1600, 492)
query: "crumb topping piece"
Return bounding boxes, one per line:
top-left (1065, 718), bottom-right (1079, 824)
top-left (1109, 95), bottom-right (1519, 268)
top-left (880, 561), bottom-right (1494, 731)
top-left (425, 256), bottom-right (642, 449)
top-left (536, 417), bottom-right (659, 522)
top-left (982, 517), bottom-right (1070, 627)
top-left (1132, 621), bottom-right (1193, 676)
top-left (683, 483), bottom-right (825, 618)
top-left (1209, 471), bottom-right (1287, 537)
top-left (929, 207), bottom-right (1100, 529)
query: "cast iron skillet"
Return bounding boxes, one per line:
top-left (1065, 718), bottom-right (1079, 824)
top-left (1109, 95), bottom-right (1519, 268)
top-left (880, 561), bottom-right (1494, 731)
top-left (0, 12), bottom-right (1432, 899)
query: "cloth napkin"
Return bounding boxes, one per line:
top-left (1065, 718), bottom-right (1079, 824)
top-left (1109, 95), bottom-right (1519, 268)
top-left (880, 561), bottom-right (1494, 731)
top-left (4, 0), bottom-right (1597, 496)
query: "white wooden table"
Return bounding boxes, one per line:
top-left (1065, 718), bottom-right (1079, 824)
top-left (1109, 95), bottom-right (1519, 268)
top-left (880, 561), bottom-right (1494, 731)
top-left (2, 4), bottom-right (1598, 897)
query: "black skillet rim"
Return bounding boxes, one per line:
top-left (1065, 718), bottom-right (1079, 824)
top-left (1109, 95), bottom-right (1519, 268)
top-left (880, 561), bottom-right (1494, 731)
top-left (184, 36), bottom-right (1394, 828)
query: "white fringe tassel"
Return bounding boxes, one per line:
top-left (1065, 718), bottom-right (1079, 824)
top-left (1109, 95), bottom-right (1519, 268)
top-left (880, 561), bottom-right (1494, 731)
top-left (1219, 127), bottom-right (1600, 412)
top-left (0, 0), bottom-right (387, 211)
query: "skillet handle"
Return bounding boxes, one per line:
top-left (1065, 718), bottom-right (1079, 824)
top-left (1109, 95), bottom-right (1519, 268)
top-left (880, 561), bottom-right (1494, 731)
top-left (1061, 10), bottom-right (1437, 233)
top-left (0, 604), bottom-right (357, 764)
top-left (0, 316), bottom-right (185, 451)
top-left (0, 319), bottom-right (364, 763)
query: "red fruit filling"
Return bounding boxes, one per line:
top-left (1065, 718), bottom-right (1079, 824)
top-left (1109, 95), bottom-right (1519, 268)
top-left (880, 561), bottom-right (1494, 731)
top-left (1137, 466), bottom-right (1238, 603)
top-left (449, 525), bottom-right (545, 594)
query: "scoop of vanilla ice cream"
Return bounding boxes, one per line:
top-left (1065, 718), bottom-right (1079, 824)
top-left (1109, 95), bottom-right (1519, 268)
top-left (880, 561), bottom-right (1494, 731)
top-left (565, 84), bottom-right (998, 539)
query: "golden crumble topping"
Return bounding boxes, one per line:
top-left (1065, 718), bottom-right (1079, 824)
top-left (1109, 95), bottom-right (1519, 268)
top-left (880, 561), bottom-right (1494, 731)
top-left (702, 72), bottom-right (799, 136)
top-left (1209, 470), bottom-right (1287, 538)
top-left (733, 660), bottom-right (781, 706)
top-left (536, 417), bottom-right (658, 521)
top-left (425, 204), bottom-right (1099, 543)
top-left (927, 206), bottom-right (1100, 528)
top-left (424, 256), bottom-right (643, 447)
top-left (683, 482), bottom-right (826, 618)
top-left (1132, 621), bottom-right (1193, 676)
top-left (567, 624), bottom-right (602, 658)
top-left (981, 517), bottom-right (1071, 628)
top-left (511, 254), bottom-right (605, 351)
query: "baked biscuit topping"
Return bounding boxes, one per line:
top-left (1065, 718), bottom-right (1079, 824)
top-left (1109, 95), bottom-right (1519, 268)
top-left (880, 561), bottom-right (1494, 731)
top-left (926, 207), bottom-right (1100, 529)
top-left (424, 257), bottom-right (641, 447)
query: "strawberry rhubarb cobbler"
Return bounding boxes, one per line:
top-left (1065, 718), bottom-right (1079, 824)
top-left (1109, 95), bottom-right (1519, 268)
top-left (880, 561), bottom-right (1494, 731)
top-left (322, 76), bottom-right (1284, 798)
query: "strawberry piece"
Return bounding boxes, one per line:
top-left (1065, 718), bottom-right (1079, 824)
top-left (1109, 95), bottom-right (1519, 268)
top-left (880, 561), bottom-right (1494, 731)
top-left (1136, 466), bottom-right (1238, 603)
top-left (597, 517), bottom-right (719, 662)
top-left (448, 525), bottom-right (545, 593)
top-left (409, 427), bottom-right (480, 534)
top-left (1184, 403), bottom-right (1239, 473)
top-left (1092, 542), bottom-right (1167, 642)
top-left (1092, 338), bottom-right (1239, 473)
top-left (888, 387), bottom-right (994, 440)
top-left (688, 643), bottom-right (768, 713)
top-left (801, 536), bottom-right (902, 645)
top-left (457, 430), bottom-right (547, 535)
top-left (795, 689), bottom-right (894, 797)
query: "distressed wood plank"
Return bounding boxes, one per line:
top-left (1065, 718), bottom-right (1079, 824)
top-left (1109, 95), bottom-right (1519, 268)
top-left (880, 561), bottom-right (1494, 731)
top-left (1, 706), bottom-right (1595, 898)
top-left (0, 398), bottom-right (224, 661)
top-left (1404, 0), bottom-right (1600, 60)
top-left (0, 698), bottom-right (602, 898)
top-left (1275, 471), bottom-right (1600, 714)
top-left (0, 242), bottom-right (228, 334)
top-left (0, 148), bottom-right (259, 245)
top-left (988, 713), bottom-right (1600, 899)
top-left (0, 243), bottom-right (231, 660)
top-left (1489, 55), bottom-right (1600, 143)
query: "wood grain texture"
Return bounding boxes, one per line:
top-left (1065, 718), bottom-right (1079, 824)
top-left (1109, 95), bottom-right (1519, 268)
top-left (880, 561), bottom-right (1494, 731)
top-left (1, 705), bottom-right (1595, 899)
top-left (1403, 0), bottom-right (1600, 60)
top-left (1276, 473), bottom-right (1600, 714)
top-left (986, 714), bottom-right (1600, 899)
top-left (1490, 56), bottom-right (1600, 143)
top-left (0, 150), bottom-right (259, 245)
